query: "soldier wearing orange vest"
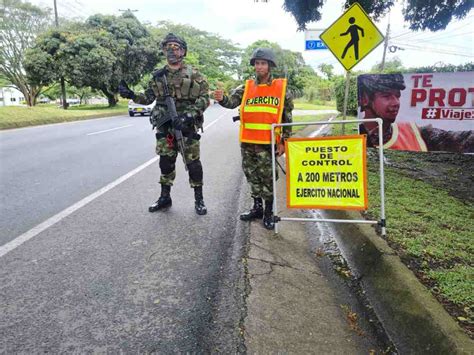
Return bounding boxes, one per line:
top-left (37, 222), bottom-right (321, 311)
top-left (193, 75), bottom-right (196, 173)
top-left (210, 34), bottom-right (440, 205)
top-left (358, 74), bottom-right (473, 153)
top-left (214, 48), bottom-right (293, 229)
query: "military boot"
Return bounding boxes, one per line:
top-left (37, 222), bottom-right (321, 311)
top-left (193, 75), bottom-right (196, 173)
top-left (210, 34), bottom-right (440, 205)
top-left (240, 197), bottom-right (263, 221)
top-left (149, 184), bottom-right (172, 212)
top-left (263, 200), bottom-right (275, 230)
top-left (194, 186), bottom-right (207, 215)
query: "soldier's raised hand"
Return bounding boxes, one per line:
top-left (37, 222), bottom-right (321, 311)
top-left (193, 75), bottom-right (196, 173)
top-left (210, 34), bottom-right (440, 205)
top-left (213, 81), bottom-right (224, 102)
top-left (118, 80), bottom-right (135, 100)
top-left (214, 89), bottom-right (224, 102)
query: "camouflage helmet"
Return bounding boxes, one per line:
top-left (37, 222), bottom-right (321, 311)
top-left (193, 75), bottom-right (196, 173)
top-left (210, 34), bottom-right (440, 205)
top-left (358, 74), bottom-right (406, 97)
top-left (161, 33), bottom-right (187, 56)
top-left (250, 47), bottom-right (277, 67)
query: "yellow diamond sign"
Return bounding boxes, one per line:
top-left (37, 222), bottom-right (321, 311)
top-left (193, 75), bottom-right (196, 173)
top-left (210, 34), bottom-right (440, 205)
top-left (320, 3), bottom-right (384, 71)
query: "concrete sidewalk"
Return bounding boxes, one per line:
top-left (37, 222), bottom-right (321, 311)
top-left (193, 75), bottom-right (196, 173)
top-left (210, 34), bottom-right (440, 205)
top-left (242, 180), bottom-right (382, 353)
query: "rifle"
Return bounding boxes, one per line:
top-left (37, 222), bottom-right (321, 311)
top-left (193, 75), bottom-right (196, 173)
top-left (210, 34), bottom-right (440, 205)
top-left (232, 115), bottom-right (286, 175)
top-left (157, 71), bottom-right (188, 171)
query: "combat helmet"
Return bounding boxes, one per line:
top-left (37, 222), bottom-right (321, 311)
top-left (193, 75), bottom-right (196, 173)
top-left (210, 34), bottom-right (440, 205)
top-left (250, 47), bottom-right (277, 67)
top-left (358, 73), bottom-right (406, 97)
top-left (161, 33), bottom-right (187, 56)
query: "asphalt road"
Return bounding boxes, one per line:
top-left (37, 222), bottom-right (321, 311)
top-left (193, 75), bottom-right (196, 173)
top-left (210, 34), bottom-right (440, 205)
top-left (0, 105), bottom-right (246, 352)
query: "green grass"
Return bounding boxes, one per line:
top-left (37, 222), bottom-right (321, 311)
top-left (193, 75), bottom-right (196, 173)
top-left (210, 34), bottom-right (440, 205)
top-left (364, 155), bottom-right (473, 319)
top-left (326, 115), bottom-right (358, 136)
top-left (292, 113), bottom-right (336, 133)
top-left (0, 101), bottom-right (129, 129)
top-left (428, 266), bottom-right (473, 307)
top-left (293, 99), bottom-right (336, 111)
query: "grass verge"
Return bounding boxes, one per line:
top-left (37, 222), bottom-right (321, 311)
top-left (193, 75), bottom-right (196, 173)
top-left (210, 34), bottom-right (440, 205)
top-left (327, 116), bottom-right (473, 336)
top-left (0, 101), bottom-right (129, 130)
top-left (365, 151), bottom-right (473, 336)
top-left (292, 113), bottom-right (336, 133)
top-left (294, 100), bottom-right (337, 111)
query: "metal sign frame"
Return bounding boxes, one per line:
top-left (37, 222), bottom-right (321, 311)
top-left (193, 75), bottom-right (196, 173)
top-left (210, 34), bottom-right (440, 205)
top-left (271, 118), bottom-right (386, 235)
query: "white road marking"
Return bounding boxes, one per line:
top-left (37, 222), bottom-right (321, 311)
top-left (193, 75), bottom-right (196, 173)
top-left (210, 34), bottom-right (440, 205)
top-left (86, 124), bottom-right (133, 136)
top-left (309, 115), bottom-right (337, 137)
top-left (0, 116), bottom-right (223, 258)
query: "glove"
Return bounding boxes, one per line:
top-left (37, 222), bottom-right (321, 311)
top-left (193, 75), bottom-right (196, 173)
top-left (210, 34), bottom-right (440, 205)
top-left (172, 117), bottom-right (183, 131)
top-left (118, 80), bottom-right (135, 100)
top-left (182, 113), bottom-right (194, 125)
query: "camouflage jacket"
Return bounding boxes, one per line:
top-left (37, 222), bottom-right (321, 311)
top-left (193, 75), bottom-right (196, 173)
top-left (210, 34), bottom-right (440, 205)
top-left (134, 63), bottom-right (210, 134)
top-left (219, 75), bottom-right (293, 141)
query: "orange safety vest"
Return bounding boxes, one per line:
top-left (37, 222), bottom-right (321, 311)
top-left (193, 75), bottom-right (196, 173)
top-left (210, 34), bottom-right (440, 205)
top-left (385, 122), bottom-right (428, 151)
top-left (239, 78), bottom-right (287, 144)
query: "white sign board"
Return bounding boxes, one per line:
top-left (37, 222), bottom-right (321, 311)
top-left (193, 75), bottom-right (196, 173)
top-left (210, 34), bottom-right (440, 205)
top-left (305, 29), bottom-right (327, 50)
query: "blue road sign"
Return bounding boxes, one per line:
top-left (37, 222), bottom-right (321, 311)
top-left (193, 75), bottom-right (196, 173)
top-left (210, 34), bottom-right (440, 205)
top-left (305, 40), bottom-right (328, 50)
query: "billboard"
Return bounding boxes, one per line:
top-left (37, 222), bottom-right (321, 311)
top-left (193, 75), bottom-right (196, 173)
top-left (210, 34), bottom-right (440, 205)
top-left (357, 72), bottom-right (474, 153)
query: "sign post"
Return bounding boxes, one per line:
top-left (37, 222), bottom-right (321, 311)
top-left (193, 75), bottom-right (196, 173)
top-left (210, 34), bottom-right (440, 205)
top-left (319, 2), bottom-right (385, 135)
top-left (342, 70), bottom-right (351, 134)
top-left (271, 119), bottom-right (387, 236)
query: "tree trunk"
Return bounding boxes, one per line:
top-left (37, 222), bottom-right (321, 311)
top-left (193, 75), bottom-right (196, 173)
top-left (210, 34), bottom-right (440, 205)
top-left (16, 83), bottom-right (41, 107)
top-left (101, 88), bottom-right (117, 107)
top-left (107, 95), bottom-right (117, 107)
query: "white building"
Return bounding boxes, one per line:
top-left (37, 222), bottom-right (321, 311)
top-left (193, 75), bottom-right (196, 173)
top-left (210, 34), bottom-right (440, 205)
top-left (0, 86), bottom-right (25, 106)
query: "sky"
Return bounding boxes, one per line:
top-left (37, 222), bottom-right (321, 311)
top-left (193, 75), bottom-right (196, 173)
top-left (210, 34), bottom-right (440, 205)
top-left (31, 0), bottom-right (474, 75)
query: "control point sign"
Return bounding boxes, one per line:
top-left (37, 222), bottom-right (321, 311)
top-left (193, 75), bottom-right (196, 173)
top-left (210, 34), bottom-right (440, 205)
top-left (285, 135), bottom-right (368, 210)
top-left (320, 2), bottom-right (384, 71)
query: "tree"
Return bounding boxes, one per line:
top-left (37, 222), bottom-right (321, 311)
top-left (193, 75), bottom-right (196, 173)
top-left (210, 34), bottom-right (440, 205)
top-left (318, 63), bottom-right (334, 80)
top-left (0, 0), bottom-right (52, 106)
top-left (240, 40), bottom-right (311, 97)
top-left (25, 11), bottom-right (159, 106)
top-left (283, 0), bottom-right (473, 31)
top-left (371, 57), bottom-right (404, 73)
top-left (334, 73), bottom-right (358, 115)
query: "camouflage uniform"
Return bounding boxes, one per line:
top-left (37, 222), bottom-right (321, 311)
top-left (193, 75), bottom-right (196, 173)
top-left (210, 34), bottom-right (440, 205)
top-left (134, 64), bottom-right (210, 187)
top-left (219, 74), bottom-right (293, 201)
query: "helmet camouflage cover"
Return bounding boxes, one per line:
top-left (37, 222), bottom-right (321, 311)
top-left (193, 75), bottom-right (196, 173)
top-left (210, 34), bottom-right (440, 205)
top-left (161, 32), bottom-right (187, 56)
top-left (358, 73), bottom-right (406, 97)
top-left (250, 47), bottom-right (277, 67)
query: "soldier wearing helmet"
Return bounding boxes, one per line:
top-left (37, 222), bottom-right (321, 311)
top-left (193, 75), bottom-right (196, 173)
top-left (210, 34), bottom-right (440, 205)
top-left (119, 33), bottom-right (210, 215)
top-left (214, 47), bottom-right (294, 230)
top-left (358, 74), bottom-right (473, 152)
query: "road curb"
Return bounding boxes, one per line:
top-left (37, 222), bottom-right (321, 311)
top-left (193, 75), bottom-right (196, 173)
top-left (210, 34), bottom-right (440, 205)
top-left (326, 209), bottom-right (474, 354)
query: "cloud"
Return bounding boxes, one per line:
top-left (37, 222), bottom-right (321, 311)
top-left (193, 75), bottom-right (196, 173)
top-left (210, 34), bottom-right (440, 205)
top-left (29, 0), bottom-right (474, 75)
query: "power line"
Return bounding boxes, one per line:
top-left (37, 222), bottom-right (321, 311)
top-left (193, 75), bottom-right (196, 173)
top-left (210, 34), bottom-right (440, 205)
top-left (391, 41), bottom-right (474, 58)
top-left (391, 19), bottom-right (474, 43)
top-left (409, 30), bottom-right (474, 44)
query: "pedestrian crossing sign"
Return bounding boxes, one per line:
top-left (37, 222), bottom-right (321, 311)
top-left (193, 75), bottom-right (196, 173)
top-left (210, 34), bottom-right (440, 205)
top-left (320, 2), bottom-right (384, 71)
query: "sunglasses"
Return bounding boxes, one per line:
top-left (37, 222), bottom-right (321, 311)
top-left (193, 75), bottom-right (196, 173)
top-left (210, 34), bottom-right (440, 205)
top-left (164, 43), bottom-right (182, 51)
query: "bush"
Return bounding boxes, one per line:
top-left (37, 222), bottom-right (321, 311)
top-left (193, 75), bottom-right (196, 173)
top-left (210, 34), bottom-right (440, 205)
top-left (334, 74), bottom-right (358, 116)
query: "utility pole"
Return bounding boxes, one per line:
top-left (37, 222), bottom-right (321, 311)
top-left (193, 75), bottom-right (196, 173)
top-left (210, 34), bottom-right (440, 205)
top-left (381, 13), bottom-right (391, 71)
top-left (53, 0), bottom-right (68, 109)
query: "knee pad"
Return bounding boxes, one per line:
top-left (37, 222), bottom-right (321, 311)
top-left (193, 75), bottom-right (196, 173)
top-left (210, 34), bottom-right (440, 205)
top-left (187, 159), bottom-right (203, 182)
top-left (159, 155), bottom-right (176, 175)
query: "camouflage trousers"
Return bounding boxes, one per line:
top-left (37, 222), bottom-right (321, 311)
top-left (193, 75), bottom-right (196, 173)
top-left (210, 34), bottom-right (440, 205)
top-left (156, 135), bottom-right (203, 188)
top-left (241, 143), bottom-right (278, 201)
